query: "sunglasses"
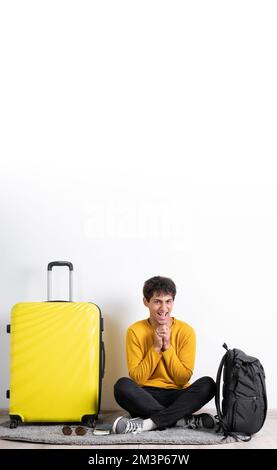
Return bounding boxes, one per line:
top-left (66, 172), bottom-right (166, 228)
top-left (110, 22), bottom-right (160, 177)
top-left (62, 425), bottom-right (88, 436)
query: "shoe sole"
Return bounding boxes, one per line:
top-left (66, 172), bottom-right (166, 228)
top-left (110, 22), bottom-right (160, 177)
top-left (112, 416), bottom-right (124, 434)
top-left (199, 413), bottom-right (217, 429)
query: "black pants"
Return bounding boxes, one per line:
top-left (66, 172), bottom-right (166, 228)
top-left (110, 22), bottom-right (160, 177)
top-left (114, 376), bottom-right (216, 429)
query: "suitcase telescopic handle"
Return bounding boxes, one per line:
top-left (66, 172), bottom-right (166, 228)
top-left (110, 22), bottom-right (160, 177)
top-left (47, 261), bottom-right (73, 271)
top-left (47, 261), bottom-right (73, 301)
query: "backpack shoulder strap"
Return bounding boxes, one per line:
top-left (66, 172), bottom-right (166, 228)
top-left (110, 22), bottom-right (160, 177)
top-left (215, 343), bottom-right (229, 421)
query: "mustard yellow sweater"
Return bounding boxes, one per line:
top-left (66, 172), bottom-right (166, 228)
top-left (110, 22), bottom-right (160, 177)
top-left (126, 317), bottom-right (196, 389)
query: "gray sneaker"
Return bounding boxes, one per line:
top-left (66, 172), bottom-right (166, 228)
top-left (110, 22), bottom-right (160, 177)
top-left (183, 413), bottom-right (217, 429)
top-left (112, 416), bottom-right (143, 434)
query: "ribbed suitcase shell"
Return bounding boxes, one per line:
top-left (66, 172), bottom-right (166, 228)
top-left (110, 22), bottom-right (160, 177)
top-left (9, 301), bottom-right (101, 423)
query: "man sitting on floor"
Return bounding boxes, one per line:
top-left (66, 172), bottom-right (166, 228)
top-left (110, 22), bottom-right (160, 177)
top-left (112, 276), bottom-right (217, 434)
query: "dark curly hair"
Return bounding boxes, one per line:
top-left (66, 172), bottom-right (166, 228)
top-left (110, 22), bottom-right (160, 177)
top-left (143, 276), bottom-right (176, 302)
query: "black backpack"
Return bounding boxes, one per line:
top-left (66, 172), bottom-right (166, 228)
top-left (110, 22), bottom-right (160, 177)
top-left (215, 343), bottom-right (267, 440)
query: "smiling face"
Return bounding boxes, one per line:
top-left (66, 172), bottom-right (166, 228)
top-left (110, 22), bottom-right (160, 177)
top-left (143, 292), bottom-right (174, 328)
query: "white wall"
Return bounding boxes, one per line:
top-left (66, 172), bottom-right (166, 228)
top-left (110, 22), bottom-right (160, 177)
top-left (0, 1), bottom-right (276, 411)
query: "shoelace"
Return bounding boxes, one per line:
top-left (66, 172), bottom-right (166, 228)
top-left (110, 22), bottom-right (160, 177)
top-left (125, 420), bottom-right (142, 434)
top-left (184, 415), bottom-right (203, 429)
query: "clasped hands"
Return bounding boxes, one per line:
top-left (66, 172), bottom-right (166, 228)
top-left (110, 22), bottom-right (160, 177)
top-left (153, 324), bottom-right (171, 352)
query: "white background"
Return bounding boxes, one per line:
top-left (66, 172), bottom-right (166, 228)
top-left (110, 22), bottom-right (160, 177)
top-left (0, 1), bottom-right (276, 411)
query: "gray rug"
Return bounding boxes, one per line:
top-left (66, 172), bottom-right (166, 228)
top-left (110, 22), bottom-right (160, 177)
top-left (0, 413), bottom-right (238, 446)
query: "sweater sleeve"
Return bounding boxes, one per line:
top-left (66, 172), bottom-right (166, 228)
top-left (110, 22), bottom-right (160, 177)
top-left (162, 328), bottom-right (196, 387)
top-left (126, 327), bottom-right (162, 385)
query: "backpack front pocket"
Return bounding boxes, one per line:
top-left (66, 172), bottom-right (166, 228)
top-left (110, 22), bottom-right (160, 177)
top-left (234, 396), bottom-right (263, 434)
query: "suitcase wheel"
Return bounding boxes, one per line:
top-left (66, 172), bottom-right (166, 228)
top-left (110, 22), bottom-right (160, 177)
top-left (10, 416), bottom-right (21, 429)
top-left (81, 415), bottom-right (96, 428)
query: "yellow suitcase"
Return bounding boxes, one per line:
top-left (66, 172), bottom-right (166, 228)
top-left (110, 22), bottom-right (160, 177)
top-left (7, 261), bottom-right (105, 429)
